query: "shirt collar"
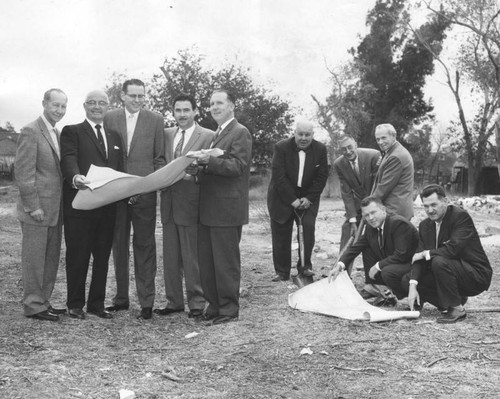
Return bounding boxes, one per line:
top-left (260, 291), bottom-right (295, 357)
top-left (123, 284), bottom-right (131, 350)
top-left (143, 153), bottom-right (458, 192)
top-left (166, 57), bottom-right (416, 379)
top-left (125, 109), bottom-right (139, 120)
top-left (219, 117), bottom-right (234, 132)
top-left (41, 114), bottom-right (56, 132)
top-left (179, 124), bottom-right (196, 136)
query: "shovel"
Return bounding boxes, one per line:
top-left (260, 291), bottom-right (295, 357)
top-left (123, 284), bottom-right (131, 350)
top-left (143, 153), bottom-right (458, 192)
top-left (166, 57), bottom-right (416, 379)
top-left (292, 209), bottom-right (314, 288)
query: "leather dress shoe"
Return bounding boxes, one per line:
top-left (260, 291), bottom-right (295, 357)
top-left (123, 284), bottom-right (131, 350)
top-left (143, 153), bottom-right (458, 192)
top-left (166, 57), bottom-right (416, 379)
top-left (138, 307), bottom-right (153, 320)
top-left (211, 315), bottom-right (238, 325)
top-left (188, 309), bottom-right (204, 318)
top-left (373, 296), bottom-right (397, 307)
top-left (360, 290), bottom-right (378, 300)
top-left (48, 306), bottom-right (67, 315)
top-left (105, 304), bottom-right (129, 312)
top-left (27, 310), bottom-right (59, 322)
top-left (271, 274), bottom-right (290, 282)
top-left (196, 313), bottom-right (218, 322)
top-left (437, 307), bottom-right (466, 324)
top-left (153, 307), bottom-right (184, 316)
top-left (87, 309), bottom-right (113, 319)
top-left (68, 308), bottom-right (86, 320)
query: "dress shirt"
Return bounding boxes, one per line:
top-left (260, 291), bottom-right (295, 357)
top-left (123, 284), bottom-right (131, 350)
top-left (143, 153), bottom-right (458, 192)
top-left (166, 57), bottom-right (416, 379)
top-left (41, 114), bottom-right (60, 158)
top-left (86, 118), bottom-right (108, 155)
top-left (125, 109), bottom-right (139, 153)
top-left (297, 150), bottom-right (306, 187)
top-left (173, 124), bottom-right (195, 156)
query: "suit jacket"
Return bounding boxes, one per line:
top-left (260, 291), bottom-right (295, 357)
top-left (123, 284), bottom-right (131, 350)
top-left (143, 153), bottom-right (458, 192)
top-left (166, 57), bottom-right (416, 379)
top-left (60, 120), bottom-right (124, 217)
top-left (15, 117), bottom-right (62, 227)
top-left (333, 148), bottom-right (380, 220)
top-left (160, 124), bottom-right (214, 226)
top-left (412, 205), bottom-right (492, 287)
top-left (267, 137), bottom-right (329, 224)
top-left (340, 214), bottom-right (419, 269)
top-left (372, 141), bottom-right (414, 219)
top-left (199, 118), bottom-right (252, 227)
top-left (103, 108), bottom-right (165, 176)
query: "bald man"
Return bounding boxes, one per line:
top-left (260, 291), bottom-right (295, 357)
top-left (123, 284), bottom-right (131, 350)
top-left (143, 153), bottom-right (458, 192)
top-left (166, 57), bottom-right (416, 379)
top-left (267, 120), bottom-right (329, 281)
top-left (60, 90), bottom-right (124, 320)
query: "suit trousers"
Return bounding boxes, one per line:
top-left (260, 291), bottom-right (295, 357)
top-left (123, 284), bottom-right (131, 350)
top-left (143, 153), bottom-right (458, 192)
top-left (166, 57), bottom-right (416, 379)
top-left (361, 246), bottom-right (392, 286)
top-left (112, 198), bottom-right (157, 308)
top-left (340, 216), bottom-right (362, 275)
top-left (380, 262), bottom-right (412, 299)
top-left (20, 221), bottom-right (62, 316)
top-left (64, 209), bottom-right (115, 310)
top-left (162, 221), bottom-right (205, 311)
top-left (400, 256), bottom-right (489, 308)
top-left (198, 224), bottom-right (242, 317)
top-left (271, 210), bottom-right (316, 277)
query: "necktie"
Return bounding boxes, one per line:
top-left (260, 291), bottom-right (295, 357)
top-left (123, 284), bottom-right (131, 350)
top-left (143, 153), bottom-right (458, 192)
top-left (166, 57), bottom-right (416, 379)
top-left (378, 228), bottom-right (384, 249)
top-left (51, 128), bottom-right (60, 158)
top-left (211, 127), bottom-right (221, 148)
top-left (174, 130), bottom-right (185, 158)
top-left (435, 222), bottom-right (441, 248)
top-left (95, 124), bottom-right (106, 157)
top-left (351, 160), bottom-right (360, 180)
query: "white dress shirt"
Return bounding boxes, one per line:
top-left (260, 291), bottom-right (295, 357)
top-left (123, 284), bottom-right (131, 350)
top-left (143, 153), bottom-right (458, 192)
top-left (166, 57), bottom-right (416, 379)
top-left (173, 124), bottom-right (195, 156)
top-left (86, 118), bottom-right (108, 155)
top-left (41, 114), bottom-right (60, 158)
top-left (297, 150), bottom-right (306, 187)
top-left (125, 109), bottom-right (139, 153)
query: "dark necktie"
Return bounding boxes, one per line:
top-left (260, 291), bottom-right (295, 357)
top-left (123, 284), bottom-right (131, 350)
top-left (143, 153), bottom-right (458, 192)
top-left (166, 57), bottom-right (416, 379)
top-left (351, 160), bottom-right (360, 181)
top-left (95, 124), bottom-right (106, 157)
top-left (378, 228), bottom-right (384, 249)
top-left (174, 130), bottom-right (185, 158)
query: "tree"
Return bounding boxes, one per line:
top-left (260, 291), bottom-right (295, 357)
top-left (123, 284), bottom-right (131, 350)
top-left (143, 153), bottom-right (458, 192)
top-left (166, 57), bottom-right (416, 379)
top-left (314, 0), bottom-right (448, 158)
top-left (105, 47), bottom-right (295, 168)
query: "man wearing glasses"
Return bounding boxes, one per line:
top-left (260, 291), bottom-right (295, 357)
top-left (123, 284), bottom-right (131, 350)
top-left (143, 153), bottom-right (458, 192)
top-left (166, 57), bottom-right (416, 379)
top-left (60, 90), bottom-right (124, 319)
top-left (104, 79), bottom-right (165, 320)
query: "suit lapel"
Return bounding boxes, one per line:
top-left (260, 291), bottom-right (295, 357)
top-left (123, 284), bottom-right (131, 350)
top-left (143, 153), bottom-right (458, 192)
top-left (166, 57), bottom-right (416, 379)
top-left (37, 118), bottom-right (60, 161)
top-left (212, 119), bottom-right (237, 147)
top-left (183, 125), bottom-right (201, 155)
top-left (129, 110), bottom-right (144, 154)
top-left (117, 110), bottom-right (127, 147)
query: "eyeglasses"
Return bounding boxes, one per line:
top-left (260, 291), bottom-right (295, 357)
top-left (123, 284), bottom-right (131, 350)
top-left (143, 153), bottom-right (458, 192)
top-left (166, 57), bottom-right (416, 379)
top-left (126, 94), bottom-right (146, 100)
top-left (85, 101), bottom-right (109, 107)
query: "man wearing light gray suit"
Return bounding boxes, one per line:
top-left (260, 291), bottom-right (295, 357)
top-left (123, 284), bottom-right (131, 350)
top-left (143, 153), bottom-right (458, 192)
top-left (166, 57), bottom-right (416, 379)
top-left (333, 135), bottom-right (380, 275)
top-left (14, 88), bottom-right (68, 321)
top-left (155, 94), bottom-right (214, 318)
top-left (103, 79), bottom-right (165, 320)
top-left (186, 89), bottom-right (252, 325)
top-left (372, 123), bottom-right (414, 220)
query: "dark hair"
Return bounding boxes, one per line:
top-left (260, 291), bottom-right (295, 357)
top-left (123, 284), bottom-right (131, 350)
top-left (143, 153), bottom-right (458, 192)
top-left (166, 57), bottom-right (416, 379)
top-left (212, 88), bottom-right (236, 104)
top-left (339, 135), bottom-right (356, 144)
top-left (172, 94), bottom-right (197, 111)
top-left (43, 88), bottom-right (66, 102)
top-left (122, 79), bottom-right (145, 93)
top-left (360, 196), bottom-right (384, 209)
top-left (420, 184), bottom-right (446, 200)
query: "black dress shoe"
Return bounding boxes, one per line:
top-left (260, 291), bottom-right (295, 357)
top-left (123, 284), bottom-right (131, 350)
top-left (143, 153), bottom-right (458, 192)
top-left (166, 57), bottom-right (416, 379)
top-left (68, 308), bottom-right (86, 320)
top-left (196, 313), bottom-right (218, 322)
top-left (153, 307), bottom-right (184, 316)
top-left (87, 309), bottom-right (113, 319)
top-left (437, 307), bottom-right (466, 324)
top-left (105, 304), bottom-right (129, 312)
top-left (48, 306), bottom-right (67, 315)
top-left (211, 315), bottom-right (238, 325)
top-left (138, 307), bottom-right (153, 320)
top-left (373, 296), bottom-right (397, 307)
top-left (271, 274), bottom-right (289, 282)
top-left (188, 309), bottom-right (204, 318)
top-left (27, 310), bottom-right (59, 322)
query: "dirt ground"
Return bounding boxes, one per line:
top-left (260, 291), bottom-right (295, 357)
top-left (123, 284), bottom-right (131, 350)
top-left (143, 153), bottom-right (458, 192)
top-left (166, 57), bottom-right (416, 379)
top-left (1, 183), bottom-right (500, 399)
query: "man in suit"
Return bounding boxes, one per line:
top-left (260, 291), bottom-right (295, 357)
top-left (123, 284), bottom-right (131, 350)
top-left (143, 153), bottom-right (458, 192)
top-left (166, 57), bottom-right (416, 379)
top-left (186, 89), bottom-right (252, 325)
top-left (154, 94), bottom-right (214, 318)
top-left (372, 124), bottom-right (414, 220)
top-left (329, 196), bottom-right (419, 306)
top-left (104, 79), bottom-right (165, 320)
top-left (399, 185), bottom-right (491, 323)
top-left (267, 120), bottom-right (329, 282)
top-left (333, 135), bottom-right (380, 278)
top-left (15, 88), bottom-right (68, 321)
top-left (60, 90), bottom-right (124, 320)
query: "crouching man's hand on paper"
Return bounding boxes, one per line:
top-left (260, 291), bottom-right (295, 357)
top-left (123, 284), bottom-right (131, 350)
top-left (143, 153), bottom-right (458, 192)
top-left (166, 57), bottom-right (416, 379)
top-left (328, 262), bottom-right (345, 283)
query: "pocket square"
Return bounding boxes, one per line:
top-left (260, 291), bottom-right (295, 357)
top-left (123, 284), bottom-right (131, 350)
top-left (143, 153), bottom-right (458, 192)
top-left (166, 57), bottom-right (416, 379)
top-left (315, 164), bottom-right (320, 167)
top-left (114, 145), bottom-right (120, 149)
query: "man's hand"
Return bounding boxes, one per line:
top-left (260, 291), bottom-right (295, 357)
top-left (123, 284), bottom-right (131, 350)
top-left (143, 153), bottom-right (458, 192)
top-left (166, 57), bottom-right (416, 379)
top-left (299, 197), bottom-right (311, 209)
top-left (30, 208), bottom-right (45, 222)
top-left (185, 162), bottom-right (200, 176)
top-left (408, 284), bottom-right (420, 311)
top-left (349, 222), bottom-right (357, 237)
top-left (195, 153), bottom-right (210, 165)
top-left (291, 199), bottom-right (301, 209)
top-left (412, 251), bottom-right (426, 264)
top-left (74, 175), bottom-right (90, 190)
top-left (368, 264), bottom-right (380, 280)
top-left (328, 262), bottom-right (345, 283)
top-left (128, 195), bottom-right (141, 205)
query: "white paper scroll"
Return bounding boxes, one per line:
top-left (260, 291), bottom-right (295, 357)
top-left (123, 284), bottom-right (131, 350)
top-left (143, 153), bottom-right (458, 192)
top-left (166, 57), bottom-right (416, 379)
top-left (288, 272), bottom-right (420, 323)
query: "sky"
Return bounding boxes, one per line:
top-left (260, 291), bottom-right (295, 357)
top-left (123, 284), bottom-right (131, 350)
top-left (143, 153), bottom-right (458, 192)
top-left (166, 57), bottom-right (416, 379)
top-left (0, 0), bottom-right (455, 132)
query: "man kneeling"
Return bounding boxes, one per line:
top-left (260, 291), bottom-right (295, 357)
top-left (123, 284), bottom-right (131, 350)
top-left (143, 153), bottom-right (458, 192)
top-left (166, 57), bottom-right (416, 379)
top-left (403, 184), bottom-right (492, 323)
top-left (329, 196), bottom-right (419, 305)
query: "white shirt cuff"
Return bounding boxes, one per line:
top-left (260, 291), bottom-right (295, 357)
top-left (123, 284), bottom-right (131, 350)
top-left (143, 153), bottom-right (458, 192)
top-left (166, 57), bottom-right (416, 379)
top-left (409, 279), bottom-right (418, 286)
top-left (424, 250), bottom-right (431, 261)
top-left (348, 217), bottom-right (357, 223)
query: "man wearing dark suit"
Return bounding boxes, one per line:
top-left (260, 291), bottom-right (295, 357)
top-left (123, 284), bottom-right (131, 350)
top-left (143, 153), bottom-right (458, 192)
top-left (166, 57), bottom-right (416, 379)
top-left (186, 89), bottom-right (252, 325)
top-left (401, 185), bottom-right (491, 323)
top-left (15, 88), bottom-right (68, 321)
top-left (373, 123), bottom-right (414, 220)
top-left (329, 196), bottom-right (418, 306)
top-left (155, 94), bottom-right (214, 318)
top-left (60, 90), bottom-right (124, 320)
top-left (104, 79), bottom-right (165, 320)
top-left (333, 135), bottom-right (380, 276)
top-left (267, 120), bottom-right (329, 282)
